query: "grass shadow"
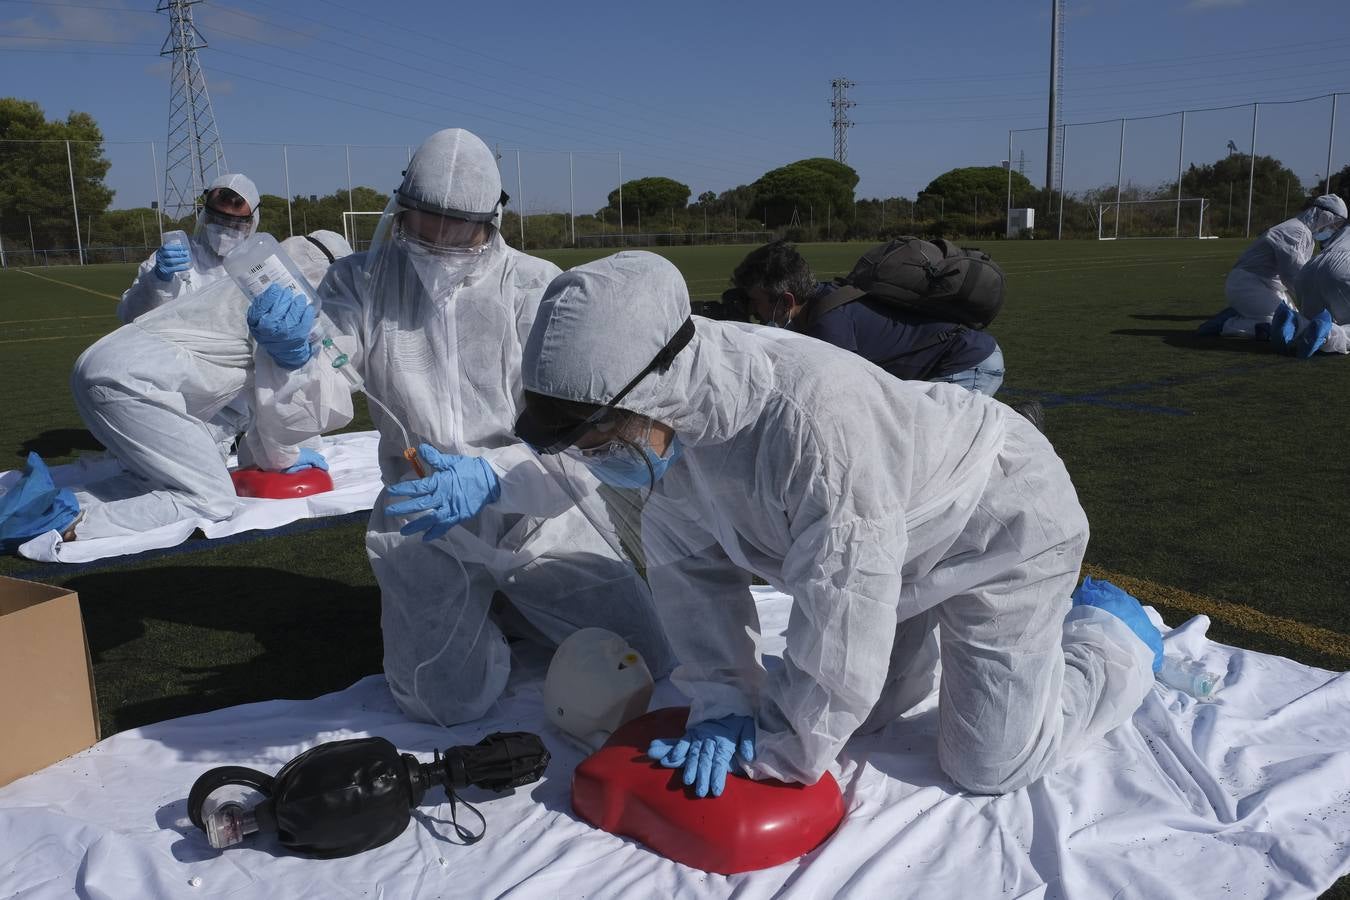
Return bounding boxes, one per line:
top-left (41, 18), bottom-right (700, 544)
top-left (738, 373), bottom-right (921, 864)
top-left (17, 428), bottom-right (104, 460)
top-left (65, 565), bottom-right (381, 735)
top-left (1111, 328), bottom-right (1282, 355)
top-left (1129, 314), bottom-right (1212, 322)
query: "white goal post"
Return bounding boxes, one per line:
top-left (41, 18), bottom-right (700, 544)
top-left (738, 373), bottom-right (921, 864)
top-left (341, 211), bottom-right (385, 252)
top-left (1097, 198), bottom-right (1215, 240)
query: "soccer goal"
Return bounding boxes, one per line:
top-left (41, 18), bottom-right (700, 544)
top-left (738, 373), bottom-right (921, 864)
top-left (1096, 198), bottom-right (1215, 240)
top-left (341, 211), bottom-right (385, 253)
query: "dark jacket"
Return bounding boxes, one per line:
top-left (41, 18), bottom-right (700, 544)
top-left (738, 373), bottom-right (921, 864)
top-left (794, 282), bottom-right (997, 381)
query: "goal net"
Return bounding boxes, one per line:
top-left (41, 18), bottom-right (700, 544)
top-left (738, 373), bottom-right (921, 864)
top-left (1097, 198), bottom-right (1215, 240)
top-left (342, 211), bottom-right (385, 253)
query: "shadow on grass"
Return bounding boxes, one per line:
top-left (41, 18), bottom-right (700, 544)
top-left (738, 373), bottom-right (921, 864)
top-left (1128, 314), bottom-right (1211, 322)
top-left (1112, 328), bottom-right (1282, 355)
top-left (18, 428), bottom-right (104, 460)
top-left (66, 565), bottom-right (381, 735)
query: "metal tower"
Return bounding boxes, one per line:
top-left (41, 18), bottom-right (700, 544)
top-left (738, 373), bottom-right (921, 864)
top-left (159, 0), bottom-right (227, 218)
top-left (831, 77), bottom-right (856, 165)
top-left (1045, 0), bottom-right (1065, 193)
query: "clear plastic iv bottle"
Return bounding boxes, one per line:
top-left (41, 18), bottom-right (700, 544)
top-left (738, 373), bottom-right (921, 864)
top-left (1156, 656), bottom-right (1223, 700)
top-left (162, 228), bottom-right (193, 286)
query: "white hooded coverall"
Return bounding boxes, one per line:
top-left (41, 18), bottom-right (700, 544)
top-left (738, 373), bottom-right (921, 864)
top-left (521, 252), bottom-right (1155, 794)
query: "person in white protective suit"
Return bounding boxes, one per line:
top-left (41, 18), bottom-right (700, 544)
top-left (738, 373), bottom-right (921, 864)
top-left (1197, 194), bottom-right (1348, 339)
top-left (119, 173), bottom-right (265, 453)
top-left (514, 252), bottom-right (1160, 797)
top-left (53, 231), bottom-right (352, 545)
top-left (246, 128), bottom-right (674, 727)
top-left (1276, 220), bottom-right (1350, 356)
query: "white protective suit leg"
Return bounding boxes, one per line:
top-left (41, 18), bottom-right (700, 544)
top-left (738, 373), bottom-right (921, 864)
top-left (857, 609), bottom-right (941, 734)
top-left (370, 499), bottom-right (673, 727)
top-left (934, 419), bottom-right (1153, 795)
top-left (70, 329), bottom-right (240, 539)
top-left (1221, 268), bottom-right (1289, 338)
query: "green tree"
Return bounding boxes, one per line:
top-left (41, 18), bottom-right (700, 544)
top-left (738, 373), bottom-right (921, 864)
top-left (1176, 153), bottom-right (1303, 235)
top-left (750, 158), bottom-right (858, 228)
top-left (606, 176), bottom-right (691, 219)
top-left (921, 166), bottom-right (1033, 215)
top-left (0, 97), bottom-right (114, 250)
top-left (1319, 163), bottom-right (1350, 199)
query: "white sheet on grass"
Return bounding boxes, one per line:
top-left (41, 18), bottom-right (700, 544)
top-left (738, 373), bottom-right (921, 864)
top-left (1, 588), bottom-right (1348, 899)
top-left (3, 431), bottom-right (383, 564)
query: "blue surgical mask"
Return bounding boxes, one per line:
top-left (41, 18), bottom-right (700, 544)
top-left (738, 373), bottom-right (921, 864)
top-left (1314, 228), bottom-right (1336, 242)
top-left (587, 437), bottom-right (683, 490)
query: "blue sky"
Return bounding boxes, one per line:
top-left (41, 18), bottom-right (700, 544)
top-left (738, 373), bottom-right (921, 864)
top-left (2, 0), bottom-right (1348, 215)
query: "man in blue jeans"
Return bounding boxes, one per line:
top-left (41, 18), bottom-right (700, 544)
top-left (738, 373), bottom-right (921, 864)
top-left (728, 240), bottom-right (1006, 395)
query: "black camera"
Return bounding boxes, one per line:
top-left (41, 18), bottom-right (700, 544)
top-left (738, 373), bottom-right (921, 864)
top-left (188, 731), bottom-right (550, 858)
top-left (690, 287), bottom-right (753, 323)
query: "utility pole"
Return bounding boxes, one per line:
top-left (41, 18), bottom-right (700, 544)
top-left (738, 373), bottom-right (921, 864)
top-left (158, 0), bottom-right (226, 218)
top-left (831, 77), bottom-right (856, 165)
top-left (1046, 0), bottom-right (1064, 194)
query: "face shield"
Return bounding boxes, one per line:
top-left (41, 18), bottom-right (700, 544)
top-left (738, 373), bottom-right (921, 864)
top-left (360, 196), bottom-right (504, 303)
top-left (196, 189), bottom-right (259, 258)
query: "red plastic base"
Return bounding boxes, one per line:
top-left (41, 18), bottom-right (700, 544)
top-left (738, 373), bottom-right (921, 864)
top-left (571, 707), bottom-right (845, 874)
top-left (230, 466), bottom-right (334, 499)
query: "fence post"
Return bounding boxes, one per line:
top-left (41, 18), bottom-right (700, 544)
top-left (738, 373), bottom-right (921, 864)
top-left (569, 151), bottom-right (575, 246)
top-left (1005, 130), bottom-right (1013, 235)
top-left (1327, 93), bottom-right (1339, 195)
top-left (345, 144), bottom-right (354, 214)
top-left (1114, 118), bottom-right (1125, 240)
top-left (150, 141), bottom-right (166, 234)
top-left (617, 151), bottom-right (624, 237)
top-left (516, 149), bottom-right (525, 250)
top-left (283, 145), bottom-right (294, 238)
top-left (1175, 110), bottom-right (1186, 237)
top-left (1246, 103), bottom-right (1258, 238)
top-left (66, 140), bottom-right (84, 266)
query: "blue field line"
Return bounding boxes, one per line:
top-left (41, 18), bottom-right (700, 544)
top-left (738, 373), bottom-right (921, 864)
top-left (1002, 359), bottom-right (1288, 416)
top-left (7, 510), bottom-right (371, 582)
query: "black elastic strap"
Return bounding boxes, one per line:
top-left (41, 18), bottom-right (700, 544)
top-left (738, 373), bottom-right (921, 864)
top-left (445, 787), bottom-right (487, 845)
top-left (304, 234), bottom-right (336, 263)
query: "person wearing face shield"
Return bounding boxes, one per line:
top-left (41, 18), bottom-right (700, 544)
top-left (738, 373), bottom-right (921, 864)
top-left (1197, 194), bottom-right (1348, 339)
top-left (515, 251), bottom-right (1157, 799)
top-left (1, 232), bottom-right (356, 550)
top-left (118, 173), bottom-right (262, 325)
top-left (1281, 217), bottom-right (1350, 356)
top-left (245, 128), bottom-right (673, 727)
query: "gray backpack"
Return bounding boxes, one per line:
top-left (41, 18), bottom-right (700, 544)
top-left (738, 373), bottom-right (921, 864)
top-left (809, 237), bottom-right (1005, 329)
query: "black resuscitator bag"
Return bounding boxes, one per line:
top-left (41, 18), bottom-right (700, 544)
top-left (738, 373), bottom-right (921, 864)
top-left (187, 732), bottom-right (549, 858)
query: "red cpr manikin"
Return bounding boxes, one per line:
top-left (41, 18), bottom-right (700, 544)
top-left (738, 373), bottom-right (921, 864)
top-left (230, 467), bottom-right (334, 499)
top-left (572, 707), bottom-right (845, 874)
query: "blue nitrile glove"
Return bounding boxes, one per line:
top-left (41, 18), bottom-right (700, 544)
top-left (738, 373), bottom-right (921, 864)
top-left (647, 714), bottom-right (756, 798)
top-left (247, 283), bottom-right (315, 370)
top-left (281, 448), bottom-right (329, 474)
top-left (1072, 576), bottom-right (1163, 673)
top-left (0, 452), bottom-right (80, 552)
top-left (384, 444), bottom-right (501, 541)
top-left (153, 242), bottom-right (191, 281)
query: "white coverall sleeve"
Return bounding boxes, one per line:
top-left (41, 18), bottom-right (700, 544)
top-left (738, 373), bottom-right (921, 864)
top-left (117, 254), bottom-right (184, 324)
top-left (1274, 229), bottom-right (1314, 292)
top-left (240, 305), bottom-right (356, 471)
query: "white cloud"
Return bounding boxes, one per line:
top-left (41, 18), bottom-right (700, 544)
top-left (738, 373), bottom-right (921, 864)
top-left (0, 2), bottom-right (157, 44)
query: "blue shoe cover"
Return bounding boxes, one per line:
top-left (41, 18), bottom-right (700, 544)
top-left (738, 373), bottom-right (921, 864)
top-left (1071, 576), bottom-right (1164, 673)
top-left (0, 452), bottom-right (80, 552)
top-left (1293, 310), bottom-right (1333, 359)
top-left (1270, 305), bottom-right (1297, 351)
top-left (1196, 307), bottom-right (1238, 336)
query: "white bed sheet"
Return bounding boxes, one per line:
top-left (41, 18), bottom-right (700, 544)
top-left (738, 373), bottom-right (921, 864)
top-left (3, 431), bottom-right (383, 564)
top-left (1, 588), bottom-right (1347, 899)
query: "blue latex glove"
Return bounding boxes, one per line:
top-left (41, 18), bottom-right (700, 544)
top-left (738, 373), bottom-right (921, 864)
top-left (153, 242), bottom-right (191, 281)
top-left (281, 448), bottom-right (329, 474)
top-left (1072, 576), bottom-right (1163, 673)
top-left (647, 714), bottom-right (756, 798)
top-left (247, 284), bottom-right (315, 370)
top-left (384, 444), bottom-right (500, 541)
top-left (0, 452), bottom-right (80, 552)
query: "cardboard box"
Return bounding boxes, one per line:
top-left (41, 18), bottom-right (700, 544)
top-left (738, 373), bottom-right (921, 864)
top-left (0, 575), bottom-right (100, 787)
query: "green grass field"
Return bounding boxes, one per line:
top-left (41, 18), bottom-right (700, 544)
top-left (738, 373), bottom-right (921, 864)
top-left (2, 239), bottom-right (1348, 730)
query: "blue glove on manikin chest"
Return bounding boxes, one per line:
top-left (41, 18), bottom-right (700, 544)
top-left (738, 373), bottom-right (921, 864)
top-left (281, 448), bottom-right (329, 474)
top-left (0, 452), bottom-right (80, 551)
top-left (647, 714), bottom-right (756, 798)
top-left (153, 242), bottom-right (191, 281)
top-left (247, 284), bottom-right (315, 370)
top-left (1071, 576), bottom-right (1163, 672)
top-left (384, 444), bottom-right (501, 541)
